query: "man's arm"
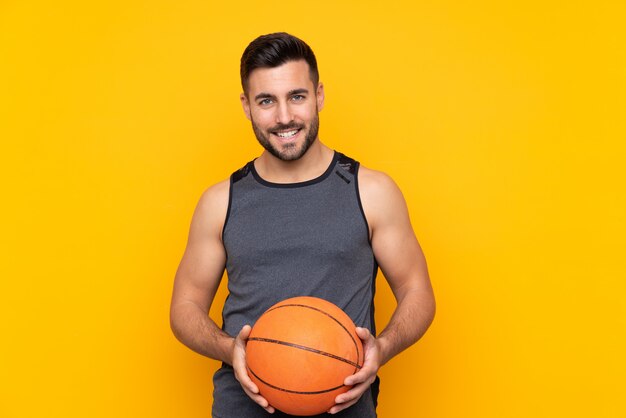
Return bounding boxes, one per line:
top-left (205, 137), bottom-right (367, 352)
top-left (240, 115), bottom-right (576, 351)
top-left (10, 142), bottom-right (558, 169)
top-left (170, 180), bottom-right (232, 360)
top-left (169, 180), bottom-right (275, 413)
top-left (330, 167), bottom-right (436, 414)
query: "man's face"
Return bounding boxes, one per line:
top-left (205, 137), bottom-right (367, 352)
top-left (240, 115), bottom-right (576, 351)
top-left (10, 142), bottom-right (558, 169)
top-left (241, 60), bottom-right (324, 161)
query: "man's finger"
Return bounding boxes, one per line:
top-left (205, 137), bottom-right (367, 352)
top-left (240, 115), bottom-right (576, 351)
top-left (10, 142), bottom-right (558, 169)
top-left (237, 324), bottom-right (252, 341)
top-left (335, 380), bottom-right (369, 404)
top-left (355, 326), bottom-right (372, 341)
top-left (234, 368), bottom-right (259, 394)
top-left (232, 324), bottom-right (261, 394)
top-left (344, 365), bottom-right (377, 386)
top-left (241, 385), bottom-right (275, 413)
top-left (329, 397), bottom-right (359, 415)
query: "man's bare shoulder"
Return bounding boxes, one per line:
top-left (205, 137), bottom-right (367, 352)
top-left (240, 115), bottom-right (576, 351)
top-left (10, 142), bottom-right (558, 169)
top-left (198, 178), bottom-right (230, 208)
top-left (358, 165), bottom-right (404, 201)
top-left (358, 165), bottom-right (408, 228)
top-left (190, 178), bottom-right (230, 238)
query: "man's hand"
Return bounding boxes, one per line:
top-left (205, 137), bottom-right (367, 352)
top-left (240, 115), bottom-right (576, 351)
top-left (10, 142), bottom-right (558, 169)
top-left (232, 325), bottom-right (275, 414)
top-left (328, 327), bottom-right (382, 414)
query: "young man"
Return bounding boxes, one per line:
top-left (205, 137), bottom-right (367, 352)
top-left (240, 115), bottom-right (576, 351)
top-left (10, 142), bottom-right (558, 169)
top-left (170, 32), bottom-right (436, 417)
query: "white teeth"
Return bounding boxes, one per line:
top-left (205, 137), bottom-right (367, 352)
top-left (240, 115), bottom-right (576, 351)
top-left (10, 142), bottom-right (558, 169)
top-left (275, 130), bottom-right (298, 138)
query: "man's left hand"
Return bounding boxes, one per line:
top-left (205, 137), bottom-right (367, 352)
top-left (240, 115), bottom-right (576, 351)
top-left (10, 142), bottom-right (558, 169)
top-left (328, 327), bottom-right (382, 414)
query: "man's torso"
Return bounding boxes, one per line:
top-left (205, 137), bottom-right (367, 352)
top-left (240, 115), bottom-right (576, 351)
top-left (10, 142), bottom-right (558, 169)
top-left (213, 151), bottom-right (378, 418)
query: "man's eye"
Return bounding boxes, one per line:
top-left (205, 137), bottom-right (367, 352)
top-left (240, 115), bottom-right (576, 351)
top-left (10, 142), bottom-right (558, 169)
top-left (259, 99), bottom-right (273, 105)
top-left (291, 95), bottom-right (305, 101)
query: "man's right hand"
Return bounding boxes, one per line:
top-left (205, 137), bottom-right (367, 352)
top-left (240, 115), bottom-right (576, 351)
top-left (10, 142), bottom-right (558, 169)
top-left (232, 325), bottom-right (275, 414)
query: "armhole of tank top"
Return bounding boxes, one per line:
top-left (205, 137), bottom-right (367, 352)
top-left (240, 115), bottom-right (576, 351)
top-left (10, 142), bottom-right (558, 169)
top-left (354, 162), bottom-right (372, 246)
top-left (220, 174), bottom-right (234, 247)
top-left (354, 161), bottom-right (379, 338)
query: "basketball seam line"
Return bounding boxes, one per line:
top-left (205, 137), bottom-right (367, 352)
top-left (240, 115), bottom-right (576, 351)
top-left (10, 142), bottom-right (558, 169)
top-left (248, 337), bottom-right (362, 369)
top-left (246, 366), bottom-right (347, 395)
top-left (265, 303), bottom-right (362, 370)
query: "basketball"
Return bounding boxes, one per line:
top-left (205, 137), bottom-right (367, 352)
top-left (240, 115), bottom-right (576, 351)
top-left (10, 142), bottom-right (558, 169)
top-left (245, 296), bottom-right (364, 416)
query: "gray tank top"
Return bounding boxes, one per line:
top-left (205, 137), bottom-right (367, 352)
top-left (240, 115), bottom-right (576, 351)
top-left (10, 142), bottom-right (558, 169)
top-left (212, 151), bottom-right (379, 418)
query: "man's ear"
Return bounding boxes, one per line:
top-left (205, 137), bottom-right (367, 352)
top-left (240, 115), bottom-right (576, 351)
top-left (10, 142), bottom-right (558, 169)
top-left (316, 82), bottom-right (325, 112)
top-left (240, 93), bottom-right (251, 121)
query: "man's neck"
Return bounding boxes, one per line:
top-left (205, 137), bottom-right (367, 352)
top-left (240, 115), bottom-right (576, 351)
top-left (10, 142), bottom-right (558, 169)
top-left (254, 140), bottom-right (334, 184)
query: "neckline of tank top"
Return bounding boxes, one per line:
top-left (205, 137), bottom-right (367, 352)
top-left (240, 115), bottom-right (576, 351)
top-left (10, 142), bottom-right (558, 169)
top-left (249, 150), bottom-right (341, 189)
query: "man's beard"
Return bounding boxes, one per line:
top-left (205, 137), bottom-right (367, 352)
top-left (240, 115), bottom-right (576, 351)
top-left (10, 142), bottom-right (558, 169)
top-left (250, 112), bottom-right (320, 162)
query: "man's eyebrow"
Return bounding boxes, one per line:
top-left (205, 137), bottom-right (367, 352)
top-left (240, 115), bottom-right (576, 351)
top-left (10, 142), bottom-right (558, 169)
top-left (254, 89), bottom-right (310, 101)
top-left (254, 92), bottom-right (276, 101)
top-left (288, 88), bottom-right (309, 95)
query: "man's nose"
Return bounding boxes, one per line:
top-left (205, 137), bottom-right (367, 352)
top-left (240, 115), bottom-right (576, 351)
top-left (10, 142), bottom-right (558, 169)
top-left (275, 101), bottom-right (294, 125)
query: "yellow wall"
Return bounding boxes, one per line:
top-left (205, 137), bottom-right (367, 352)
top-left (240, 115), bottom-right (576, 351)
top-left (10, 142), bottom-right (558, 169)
top-left (1, 1), bottom-right (624, 417)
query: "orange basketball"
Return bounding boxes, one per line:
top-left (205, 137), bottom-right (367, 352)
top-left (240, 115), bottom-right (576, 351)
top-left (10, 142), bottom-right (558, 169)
top-left (245, 296), bottom-right (364, 416)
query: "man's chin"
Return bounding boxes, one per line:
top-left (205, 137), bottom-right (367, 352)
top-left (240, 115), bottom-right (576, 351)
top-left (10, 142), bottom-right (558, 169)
top-left (254, 126), bottom-right (317, 162)
top-left (271, 144), bottom-right (306, 161)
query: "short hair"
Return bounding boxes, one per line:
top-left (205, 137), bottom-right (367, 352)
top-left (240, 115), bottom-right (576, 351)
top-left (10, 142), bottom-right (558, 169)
top-left (240, 32), bottom-right (319, 94)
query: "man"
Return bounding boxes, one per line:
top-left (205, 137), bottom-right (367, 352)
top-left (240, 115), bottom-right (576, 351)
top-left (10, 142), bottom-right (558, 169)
top-left (170, 32), bottom-right (435, 417)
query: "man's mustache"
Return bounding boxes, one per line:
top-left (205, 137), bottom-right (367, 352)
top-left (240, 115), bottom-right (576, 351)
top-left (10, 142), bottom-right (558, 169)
top-left (269, 122), bottom-right (304, 132)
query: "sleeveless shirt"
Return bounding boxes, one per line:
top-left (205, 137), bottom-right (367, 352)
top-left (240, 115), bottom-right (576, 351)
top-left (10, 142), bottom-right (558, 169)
top-left (212, 151), bottom-right (379, 418)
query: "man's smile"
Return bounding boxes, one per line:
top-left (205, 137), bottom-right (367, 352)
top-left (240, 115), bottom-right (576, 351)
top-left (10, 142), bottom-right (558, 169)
top-left (272, 129), bottom-right (301, 139)
top-left (271, 128), bottom-right (303, 141)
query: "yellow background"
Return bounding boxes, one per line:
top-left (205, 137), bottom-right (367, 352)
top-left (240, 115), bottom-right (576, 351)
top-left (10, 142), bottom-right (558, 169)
top-left (1, 1), bottom-right (625, 417)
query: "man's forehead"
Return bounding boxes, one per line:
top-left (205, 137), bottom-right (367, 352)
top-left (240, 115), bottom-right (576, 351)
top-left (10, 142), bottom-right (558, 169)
top-left (246, 60), bottom-right (314, 94)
